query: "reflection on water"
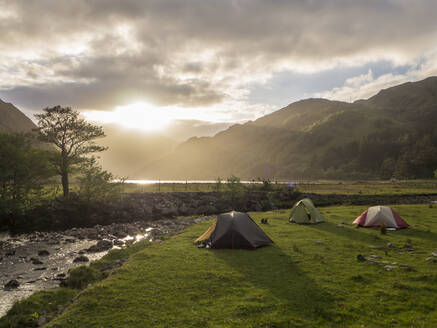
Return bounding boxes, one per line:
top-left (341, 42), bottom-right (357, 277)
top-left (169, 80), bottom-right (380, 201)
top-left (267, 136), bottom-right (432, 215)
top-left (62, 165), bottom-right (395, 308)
top-left (122, 179), bottom-right (294, 185)
top-left (121, 228), bottom-right (154, 243)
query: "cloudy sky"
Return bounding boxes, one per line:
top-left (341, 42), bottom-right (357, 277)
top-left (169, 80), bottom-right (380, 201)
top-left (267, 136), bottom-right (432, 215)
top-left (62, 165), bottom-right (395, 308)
top-left (1, 0), bottom-right (437, 137)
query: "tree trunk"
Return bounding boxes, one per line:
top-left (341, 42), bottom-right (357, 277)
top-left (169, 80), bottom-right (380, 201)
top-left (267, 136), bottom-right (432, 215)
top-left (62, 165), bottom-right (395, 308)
top-left (61, 168), bottom-right (69, 197)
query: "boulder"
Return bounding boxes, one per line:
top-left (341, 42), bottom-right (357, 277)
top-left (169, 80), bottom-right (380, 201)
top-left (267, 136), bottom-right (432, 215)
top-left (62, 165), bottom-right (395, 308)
top-left (32, 258), bottom-right (44, 265)
top-left (34, 267), bottom-right (47, 271)
top-left (87, 240), bottom-right (113, 253)
top-left (4, 279), bottom-right (20, 290)
top-left (73, 255), bottom-right (89, 263)
top-left (5, 250), bottom-right (15, 256)
top-left (113, 240), bottom-right (124, 246)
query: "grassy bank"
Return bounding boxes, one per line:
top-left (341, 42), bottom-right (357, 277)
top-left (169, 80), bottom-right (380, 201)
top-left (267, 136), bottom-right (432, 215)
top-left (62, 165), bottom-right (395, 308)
top-left (37, 204), bottom-right (437, 327)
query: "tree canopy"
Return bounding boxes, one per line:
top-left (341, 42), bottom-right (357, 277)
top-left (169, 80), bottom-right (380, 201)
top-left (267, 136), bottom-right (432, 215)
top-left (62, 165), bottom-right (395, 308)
top-left (0, 132), bottom-right (54, 227)
top-left (35, 106), bottom-right (107, 196)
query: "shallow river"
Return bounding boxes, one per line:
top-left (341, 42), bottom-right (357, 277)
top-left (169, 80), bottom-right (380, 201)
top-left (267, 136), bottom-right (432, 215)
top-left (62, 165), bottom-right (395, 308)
top-left (0, 231), bottom-right (153, 317)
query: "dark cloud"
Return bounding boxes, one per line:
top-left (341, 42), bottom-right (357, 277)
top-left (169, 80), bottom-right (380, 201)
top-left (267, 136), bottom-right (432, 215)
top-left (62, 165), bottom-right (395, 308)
top-left (1, 0), bottom-right (437, 113)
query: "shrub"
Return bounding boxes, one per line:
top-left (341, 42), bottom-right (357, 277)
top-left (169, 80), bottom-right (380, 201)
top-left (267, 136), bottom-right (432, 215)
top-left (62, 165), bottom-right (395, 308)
top-left (63, 266), bottom-right (102, 289)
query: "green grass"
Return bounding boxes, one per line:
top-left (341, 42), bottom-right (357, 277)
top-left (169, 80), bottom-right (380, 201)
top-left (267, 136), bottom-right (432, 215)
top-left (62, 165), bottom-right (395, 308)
top-left (0, 288), bottom-right (78, 328)
top-left (296, 179), bottom-right (437, 195)
top-left (43, 204), bottom-right (437, 327)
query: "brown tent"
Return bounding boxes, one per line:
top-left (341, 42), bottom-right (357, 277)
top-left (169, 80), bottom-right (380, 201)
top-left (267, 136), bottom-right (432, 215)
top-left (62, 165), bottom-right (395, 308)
top-left (195, 211), bottom-right (273, 249)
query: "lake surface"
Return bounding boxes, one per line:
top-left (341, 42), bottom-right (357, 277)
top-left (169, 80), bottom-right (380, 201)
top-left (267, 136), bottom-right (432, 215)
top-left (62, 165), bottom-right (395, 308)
top-left (124, 179), bottom-right (294, 184)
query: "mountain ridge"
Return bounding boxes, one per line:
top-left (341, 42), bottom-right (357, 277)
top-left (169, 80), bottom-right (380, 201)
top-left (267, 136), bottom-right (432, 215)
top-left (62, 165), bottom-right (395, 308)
top-left (138, 76), bottom-right (437, 180)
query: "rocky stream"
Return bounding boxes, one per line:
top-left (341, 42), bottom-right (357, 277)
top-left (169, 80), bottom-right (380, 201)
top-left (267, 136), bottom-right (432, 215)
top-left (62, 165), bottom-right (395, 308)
top-left (0, 216), bottom-right (212, 317)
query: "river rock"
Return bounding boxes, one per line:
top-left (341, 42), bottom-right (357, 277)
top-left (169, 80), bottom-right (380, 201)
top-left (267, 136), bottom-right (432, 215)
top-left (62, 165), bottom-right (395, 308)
top-left (113, 239), bottom-right (124, 246)
top-left (73, 255), bottom-right (89, 263)
top-left (4, 279), bottom-right (20, 290)
top-left (34, 267), bottom-right (47, 271)
top-left (5, 250), bottom-right (15, 256)
top-left (87, 240), bottom-right (113, 253)
top-left (32, 258), bottom-right (44, 265)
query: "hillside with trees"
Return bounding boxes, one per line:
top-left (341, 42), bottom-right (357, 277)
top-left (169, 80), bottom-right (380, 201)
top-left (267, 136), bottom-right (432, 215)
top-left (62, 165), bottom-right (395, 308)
top-left (139, 76), bottom-right (437, 180)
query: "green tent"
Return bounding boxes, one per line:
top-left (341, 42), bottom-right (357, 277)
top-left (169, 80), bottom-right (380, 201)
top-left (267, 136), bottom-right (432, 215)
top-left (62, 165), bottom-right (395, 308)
top-left (195, 211), bottom-right (273, 249)
top-left (289, 198), bottom-right (325, 224)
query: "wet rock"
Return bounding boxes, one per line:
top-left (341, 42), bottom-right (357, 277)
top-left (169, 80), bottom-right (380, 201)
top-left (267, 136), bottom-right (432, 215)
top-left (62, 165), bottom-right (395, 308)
top-left (56, 273), bottom-right (66, 278)
top-left (87, 240), bottom-right (113, 253)
top-left (432, 251), bottom-right (437, 257)
top-left (4, 279), bottom-right (20, 290)
top-left (369, 255), bottom-right (382, 259)
top-left (314, 241), bottom-right (323, 245)
top-left (426, 257), bottom-right (437, 263)
top-left (34, 267), bottom-right (47, 271)
top-left (357, 254), bottom-right (366, 262)
top-left (113, 240), bottom-right (124, 246)
top-left (385, 265), bottom-right (398, 271)
top-left (5, 250), bottom-right (15, 256)
top-left (336, 224), bottom-right (344, 229)
top-left (32, 258), bottom-right (44, 265)
top-left (38, 250), bottom-right (50, 256)
top-left (73, 255), bottom-right (89, 263)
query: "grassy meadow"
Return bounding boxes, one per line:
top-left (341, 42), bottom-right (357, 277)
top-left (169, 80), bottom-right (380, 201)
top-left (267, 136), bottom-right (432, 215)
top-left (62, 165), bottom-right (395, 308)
top-left (22, 204), bottom-right (435, 327)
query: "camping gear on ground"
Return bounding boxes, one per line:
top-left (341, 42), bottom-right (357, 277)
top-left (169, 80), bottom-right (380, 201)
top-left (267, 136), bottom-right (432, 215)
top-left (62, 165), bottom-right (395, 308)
top-left (195, 211), bottom-right (273, 249)
top-left (353, 206), bottom-right (409, 229)
top-left (289, 198), bottom-right (325, 224)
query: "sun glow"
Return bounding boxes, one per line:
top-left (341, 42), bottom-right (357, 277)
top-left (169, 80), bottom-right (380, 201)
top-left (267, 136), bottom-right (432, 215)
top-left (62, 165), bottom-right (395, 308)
top-left (84, 102), bottom-right (174, 132)
top-left (83, 101), bottom-right (238, 132)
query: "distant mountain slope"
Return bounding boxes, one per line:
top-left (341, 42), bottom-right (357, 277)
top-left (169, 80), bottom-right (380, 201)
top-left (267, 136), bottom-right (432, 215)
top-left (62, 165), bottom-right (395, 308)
top-left (0, 99), bottom-right (36, 132)
top-left (139, 76), bottom-right (437, 179)
top-left (96, 124), bottom-right (177, 177)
